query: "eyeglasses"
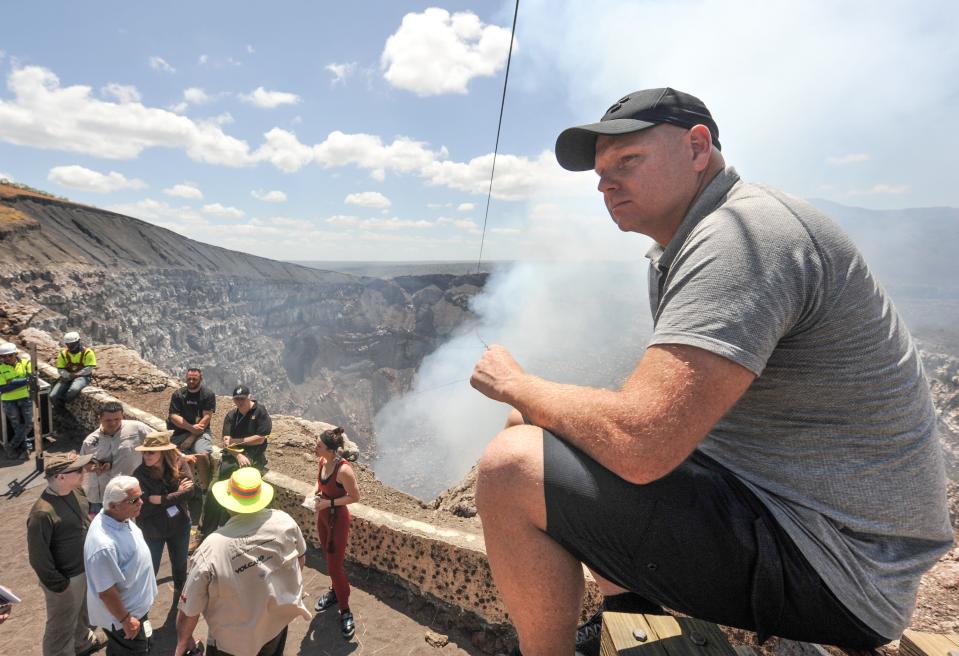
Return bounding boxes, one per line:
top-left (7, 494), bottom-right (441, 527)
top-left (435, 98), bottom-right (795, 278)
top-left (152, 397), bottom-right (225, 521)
top-left (120, 495), bottom-right (143, 505)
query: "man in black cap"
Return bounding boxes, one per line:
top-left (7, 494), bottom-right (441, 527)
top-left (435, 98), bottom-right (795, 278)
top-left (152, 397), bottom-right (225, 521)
top-left (470, 88), bottom-right (952, 655)
top-left (27, 451), bottom-right (106, 656)
top-left (198, 385), bottom-right (272, 536)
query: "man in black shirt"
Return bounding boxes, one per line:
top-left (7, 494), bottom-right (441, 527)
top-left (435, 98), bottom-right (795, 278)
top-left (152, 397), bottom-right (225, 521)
top-left (27, 451), bottom-right (105, 656)
top-left (199, 385), bottom-right (272, 536)
top-left (167, 368), bottom-right (216, 455)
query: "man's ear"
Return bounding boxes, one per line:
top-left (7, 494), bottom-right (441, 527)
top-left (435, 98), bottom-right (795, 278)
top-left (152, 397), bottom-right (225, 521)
top-left (688, 124), bottom-right (713, 171)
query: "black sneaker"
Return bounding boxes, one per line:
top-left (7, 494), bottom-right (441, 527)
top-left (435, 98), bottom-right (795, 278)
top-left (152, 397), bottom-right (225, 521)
top-left (575, 607), bottom-right (604, 656)
top-left (340, 609), bottom-right (355, 640)
top-left (314, 588), bottom-right (337, 612)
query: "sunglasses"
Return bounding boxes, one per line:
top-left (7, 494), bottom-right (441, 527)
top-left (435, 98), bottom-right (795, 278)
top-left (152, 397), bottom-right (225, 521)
top-left (120, 495), bottom-right (143, 505)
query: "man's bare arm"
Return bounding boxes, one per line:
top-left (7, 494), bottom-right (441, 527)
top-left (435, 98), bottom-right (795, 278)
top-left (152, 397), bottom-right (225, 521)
top-left (471, 343), bottom-right (755, 484)
top-left (174, 610), bottom-right (199, 656)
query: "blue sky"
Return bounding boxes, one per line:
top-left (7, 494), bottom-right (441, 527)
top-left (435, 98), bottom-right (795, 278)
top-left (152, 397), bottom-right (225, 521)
top-left (2, 1), bottom-right (957, 262)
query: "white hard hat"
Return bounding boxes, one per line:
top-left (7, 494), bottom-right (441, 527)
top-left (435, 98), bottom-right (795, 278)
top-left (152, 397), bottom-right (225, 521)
top-left (0, 342), bottom-right (17, 356)
top-left (63, 331), bottom-right (81, 344)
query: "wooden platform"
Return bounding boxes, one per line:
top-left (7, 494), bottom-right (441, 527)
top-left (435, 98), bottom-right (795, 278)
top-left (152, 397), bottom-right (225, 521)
top-left (600, 612), bottom-right (751, 656)
top-left (900, 630), bottom-right (959, 656)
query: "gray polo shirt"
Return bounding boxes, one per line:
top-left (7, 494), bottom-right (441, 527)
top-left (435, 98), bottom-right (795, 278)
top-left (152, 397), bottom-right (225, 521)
top-left (646, 167), bottom-right (953, 638)
top-left (80, 420), bottom-right (151, 504)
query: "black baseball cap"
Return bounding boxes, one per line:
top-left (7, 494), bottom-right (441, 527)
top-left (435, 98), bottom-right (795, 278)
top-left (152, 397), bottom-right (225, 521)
top-left (555, 87), bottom-right (721, 171)
top-left (232, 385), bottom-right (251, 398)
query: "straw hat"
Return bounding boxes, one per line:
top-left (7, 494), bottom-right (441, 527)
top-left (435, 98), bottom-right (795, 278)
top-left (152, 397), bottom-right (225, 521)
top-left (211, 467), bottom-right (274, 514)
top-left (135, 430), bottom-right (178, 452)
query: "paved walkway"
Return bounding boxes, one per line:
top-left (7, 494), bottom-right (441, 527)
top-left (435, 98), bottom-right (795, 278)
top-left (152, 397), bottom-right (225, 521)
top-left (0, 448), bottom-right (488, 656)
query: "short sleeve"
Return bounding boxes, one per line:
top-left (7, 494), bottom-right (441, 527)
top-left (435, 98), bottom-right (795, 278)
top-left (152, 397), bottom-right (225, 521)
top-left (84, 350), bottom-right (97, 367)
top-left (650, 205), bottom-right (822, 376)
top-left (178, 557), bottom-right (211, 617)
top-left (256, 409), bottom-right (272, 438)
top-left (168, 390), bottom-right (183, 416)
top-left (204, 389), bottom-right (216, 413)
top-left (85, 547), bottom-right (125, 594)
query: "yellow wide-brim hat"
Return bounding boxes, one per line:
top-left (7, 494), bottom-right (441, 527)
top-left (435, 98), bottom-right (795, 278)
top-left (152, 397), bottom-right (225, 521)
top-left (211, 467), bottom-right (274, 514)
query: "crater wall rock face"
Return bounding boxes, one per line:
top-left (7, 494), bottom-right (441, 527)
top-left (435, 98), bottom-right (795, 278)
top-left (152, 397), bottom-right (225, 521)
top-left (0, 191), bottom-right (487, 451)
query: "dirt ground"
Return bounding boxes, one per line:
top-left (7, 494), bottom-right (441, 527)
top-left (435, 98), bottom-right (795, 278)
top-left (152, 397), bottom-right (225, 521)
top-left (0, 441), bottom-right (501, 656)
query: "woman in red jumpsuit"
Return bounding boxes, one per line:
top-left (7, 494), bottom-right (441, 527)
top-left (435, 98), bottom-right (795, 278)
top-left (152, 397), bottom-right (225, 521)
top-left (310, 426), bottom-right (361, 640)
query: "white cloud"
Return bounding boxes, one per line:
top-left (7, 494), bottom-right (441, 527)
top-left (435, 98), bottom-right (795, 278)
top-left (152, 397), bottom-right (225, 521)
top-left (251, 189), bottom-right (287, 203)
top-left (848, 184), bottom-right (910, 196)
top-left (211, 112), bottom-right (234, 126)
top-left (438, 217), bottom-right (480, 234)
top-left (0, 171), bottom-right (15, 182)
top-left (48, 165), bottom-right (146, 193)
top-left (345, 191), bottom-right (392, 209)
top-left (381, 8), bottom-right (513, 96)
top-left (0, 66), bottom-right (257, 166)
top-left (252, 128), bottom-right (314, 172)
top-left (148, 56), bottom-right (175, 74)
top-left (183, 87), bottom-right (211, 105)
top-left (246, 45), bottom-right (255, 54)
top-left (325, 62), bottom-right (357, 85)
top-left (325, 215), bottom-right (361, 227)
top-left (101, 83), bottom-right (141, 104)
top-left (164, 183), bottom-right (203, 199)
top-left (313, 131), bottom-right (445, 181)
top-left (827, 153), bottom-right (870, 166)
top-left (202, 203), bottom-right (245, 218)
top-left (108, 198), bottom-right (206, 228)
top-left (325, 215), bottom-right (433, 231)
top-left (457, 202), bottom-right (475, 212)
top-left (241, 86), bottom-right (300, 108)
top-left (198, 54), bottom-right (209, 65)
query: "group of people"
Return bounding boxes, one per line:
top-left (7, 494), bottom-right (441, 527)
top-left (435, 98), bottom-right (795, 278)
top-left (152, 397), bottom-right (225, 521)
top-left (1, 332), bottom-right (98, 459)
top-left (16, 360), bottom-right (362, 655)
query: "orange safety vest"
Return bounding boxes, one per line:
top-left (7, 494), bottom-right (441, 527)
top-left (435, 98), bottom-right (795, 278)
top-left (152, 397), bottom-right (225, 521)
top-left (60, 347), bottom-right (93, 374)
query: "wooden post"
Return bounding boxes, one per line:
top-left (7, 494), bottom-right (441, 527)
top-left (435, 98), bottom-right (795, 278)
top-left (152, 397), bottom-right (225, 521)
top-left (30, 345), bottom-right (43, 457)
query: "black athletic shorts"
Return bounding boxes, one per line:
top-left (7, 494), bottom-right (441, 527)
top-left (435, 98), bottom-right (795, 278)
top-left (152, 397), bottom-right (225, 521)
top-left (542, 431), bottom-right (889, 648)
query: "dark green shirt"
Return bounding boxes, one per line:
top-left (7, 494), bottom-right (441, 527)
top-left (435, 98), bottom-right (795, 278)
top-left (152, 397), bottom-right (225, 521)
top-left (27, 488), bottom-right (90, 592)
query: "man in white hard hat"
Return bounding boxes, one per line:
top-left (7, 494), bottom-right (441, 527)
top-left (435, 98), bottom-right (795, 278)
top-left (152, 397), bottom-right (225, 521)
top-left (50, 331), bottom-right (97, 409)
top-left (0, 340), bottom-right (35, 458)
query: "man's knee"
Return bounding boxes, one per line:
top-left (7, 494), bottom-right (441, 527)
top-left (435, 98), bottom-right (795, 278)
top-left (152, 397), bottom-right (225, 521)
top-left (476, 425), bottom-right (545, 511)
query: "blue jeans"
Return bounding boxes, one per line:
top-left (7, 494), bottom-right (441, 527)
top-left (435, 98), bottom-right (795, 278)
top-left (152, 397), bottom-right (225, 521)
top-left (145, 521), bottom-right (191, 590)
top-left (2, 397), bottom-right (33, 450)
top-left (50, 376), bottom-right (90, 404)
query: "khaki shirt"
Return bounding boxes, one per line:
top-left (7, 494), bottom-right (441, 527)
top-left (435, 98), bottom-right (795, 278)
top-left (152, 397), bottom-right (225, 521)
top-left (80, 420), bottom-right (151, 503)
top-left (179, 509), bottom-right (309, 655)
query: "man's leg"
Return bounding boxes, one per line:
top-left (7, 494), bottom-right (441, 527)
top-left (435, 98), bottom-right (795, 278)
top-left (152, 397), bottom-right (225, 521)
top-left (50, 380), bottom-right (70, 408)
top-left (16, 398), bottom-right (33, 450)
top-left (72, 574), bottom-right (101, 654)
top-left (475, 424), bottom-right (583, 656)
top-left (64, 377), bottom-right (90, 402)
top-left (41, 574), bottom-right (93, 656)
